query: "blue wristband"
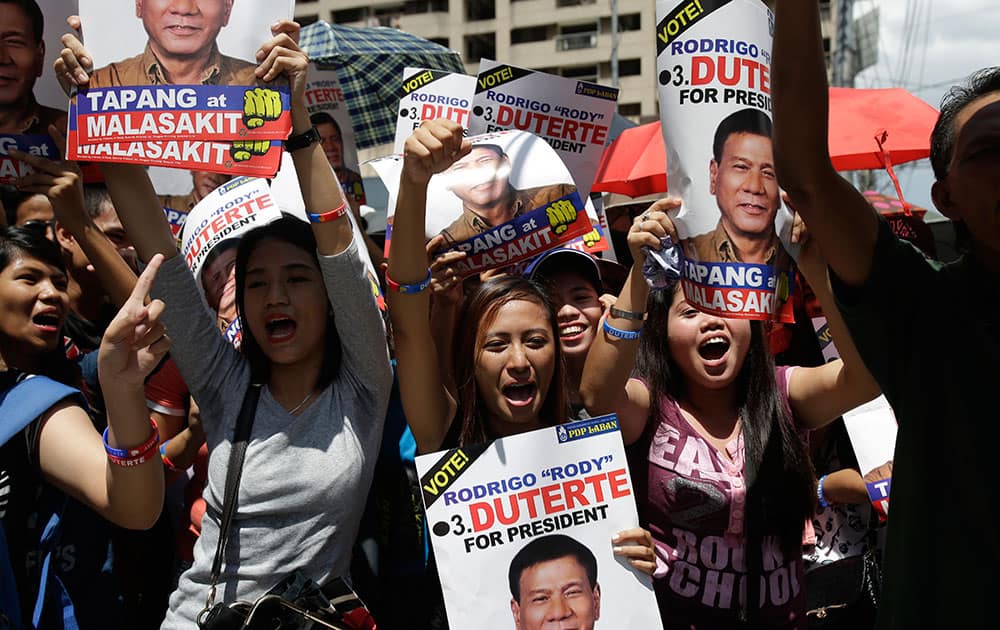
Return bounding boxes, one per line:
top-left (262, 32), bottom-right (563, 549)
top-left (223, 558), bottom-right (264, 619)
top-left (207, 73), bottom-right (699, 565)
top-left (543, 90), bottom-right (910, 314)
top-left (817, 474), bottom-right (830, 508)
top-left (602, 319), bottom-right (641, 340)
top-left (386, 268), bottom-right (432, 294)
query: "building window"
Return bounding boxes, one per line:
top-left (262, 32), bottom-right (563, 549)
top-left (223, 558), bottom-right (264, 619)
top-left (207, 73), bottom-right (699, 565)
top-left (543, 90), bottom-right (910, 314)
top-left (466, 0), bottom-right (495, 21)
top-left (559, 64), bottom-right (599, 82)
top-left (556, 22), bottom-right (599, 51)
top-left (465, 32), bottom-right (496, 62)
top-left (405, 0), bottom-right (449, 13)
top-left (618, 58), bottom-right (641, 77)
top-left (618, 102), bottom-right (641, 118)
top-left (298, 14), bottom-right (319, 27)
top-left (429, 37), bottom-right (450, 48)
top-left (511, 25), bottom-right (550, 45)
top-left (600, 13), bottom-right (640, 32)
top-left (333, 7), bottom-right (367, 23)
top-left (556, 0), bottom-right (597, 7)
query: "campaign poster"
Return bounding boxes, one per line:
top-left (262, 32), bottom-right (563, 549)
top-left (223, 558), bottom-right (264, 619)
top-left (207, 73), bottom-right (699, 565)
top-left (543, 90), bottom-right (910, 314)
top-left (304, 63), bottom-right (366, 206)
top-left (180, 175), bottom-right (282, 282)
top-left (0, 0), bottom-right (73, 187)
top-left (468, 60), bottom-right (618, 201)
top-left (393, 67), bottom-right (475, 153)
top-left (368, 129), bottom-right (593, 276)
top-left (416, 415), bottom-right (662, 630)
top-left (0, 135), bottom-right (59, 187)
top-left (656, 0), bottom-right (795, 322)
top-left (68, 0), bottom-right (293, 175)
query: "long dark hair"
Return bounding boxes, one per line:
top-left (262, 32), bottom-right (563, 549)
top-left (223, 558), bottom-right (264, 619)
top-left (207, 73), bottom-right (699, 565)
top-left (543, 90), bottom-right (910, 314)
top-left (0, 226), bottom-right (80, 387)
top-left (452, 276), bottom-right (567, 445)
top-left (234, 216), bottom-right (342, 388)
top-left (635, 285), bottom-right (814, 554)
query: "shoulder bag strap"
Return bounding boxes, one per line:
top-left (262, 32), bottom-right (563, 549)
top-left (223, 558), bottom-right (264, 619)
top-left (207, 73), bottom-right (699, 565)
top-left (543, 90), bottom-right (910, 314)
top-left (203, 384), bottom-right (262, 611)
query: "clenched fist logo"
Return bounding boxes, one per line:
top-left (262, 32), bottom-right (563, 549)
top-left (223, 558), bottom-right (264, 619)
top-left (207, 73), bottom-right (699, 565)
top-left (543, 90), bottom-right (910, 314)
top-left (230, 140), bottom-right (271, 162)
top-left (546, 199), bottom-right (578, 235)
top-left (243, 88), bottom-right (283, 129)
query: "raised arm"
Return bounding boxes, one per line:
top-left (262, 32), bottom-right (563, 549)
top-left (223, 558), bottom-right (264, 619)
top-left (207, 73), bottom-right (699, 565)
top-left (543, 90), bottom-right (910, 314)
top-left (257, 21), bottom-right (352, 256)
top-left (580, 198), bottom-right (680, 445)
top-left (771, 0), bottom-right (880, 287)
top-left (786, 214), bottom-right (881, 428)
top-left (387, 119), bottom-right (470, 453)
top-left (38, 257), bottom-right (170, 529)
top-left (54, 23), bottom-right (177, 262)
top-left (12, 129), bottom-right (138, 307)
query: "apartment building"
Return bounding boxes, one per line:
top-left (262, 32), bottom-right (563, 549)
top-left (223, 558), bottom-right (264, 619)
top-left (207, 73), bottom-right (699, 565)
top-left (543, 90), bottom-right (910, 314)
top-left (295, 1), bottom-right (842, 125)
top-left (296, 1), bottom-right (845, 123)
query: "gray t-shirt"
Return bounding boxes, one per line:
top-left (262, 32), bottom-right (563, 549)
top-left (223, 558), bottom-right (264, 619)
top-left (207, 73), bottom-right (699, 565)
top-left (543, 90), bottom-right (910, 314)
top-left (152, 239), bottom-right (391, 629)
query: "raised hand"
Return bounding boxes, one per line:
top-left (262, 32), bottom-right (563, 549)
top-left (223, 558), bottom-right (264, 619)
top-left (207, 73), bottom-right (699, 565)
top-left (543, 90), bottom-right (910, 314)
top-left (626, 197), bottom-right (681, 266)
top-left (54, 15), bottom-right (91, 96)
top-left (99, 254), bottom-right (170, 387)
top-left (255, 21), bottom-right (307, 101)
top-left (402, 118), bottom-right (470, 187)
top-left (10, 125), bottom-right (86, 229)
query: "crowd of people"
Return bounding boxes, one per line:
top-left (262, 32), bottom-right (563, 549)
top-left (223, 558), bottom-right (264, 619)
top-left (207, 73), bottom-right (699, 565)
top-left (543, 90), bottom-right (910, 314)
top-left (1, 1), bottom-right (998, 629)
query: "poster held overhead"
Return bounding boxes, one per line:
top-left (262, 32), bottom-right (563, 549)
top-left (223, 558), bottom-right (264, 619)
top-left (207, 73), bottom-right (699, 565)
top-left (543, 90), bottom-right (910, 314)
top-left (368, 129), bottom-right (592, 275)
top-left (393, 67), bottom-right (475, 153)
top-left (656, 0), bottom-right (795, 322)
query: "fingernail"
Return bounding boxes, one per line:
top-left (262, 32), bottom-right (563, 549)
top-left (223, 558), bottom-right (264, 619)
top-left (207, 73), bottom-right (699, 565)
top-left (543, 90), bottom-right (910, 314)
top-left (80, 57), bottom-right (90, 66)
top-left (612, 533), bottom-right (622, 542)
top-left (613, 546), bottom-right (623, 553)
top-left (75, 70), bottom-right (88, 82)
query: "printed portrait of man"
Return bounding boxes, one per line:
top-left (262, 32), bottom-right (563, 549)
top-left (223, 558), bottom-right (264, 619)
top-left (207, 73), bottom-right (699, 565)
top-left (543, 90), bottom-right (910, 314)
top-left (438, 143), bottom-right (576, 246)
top-left (0, 0), bottom-right (67, 134)
top-left (87, 0), bottom-right (257, 88)
top-left (508, 534), bottom-right (601, 630)
top-left (310, 111), bottom-right (364, 204)
top-left (682, 108), bottom-right (791, 268)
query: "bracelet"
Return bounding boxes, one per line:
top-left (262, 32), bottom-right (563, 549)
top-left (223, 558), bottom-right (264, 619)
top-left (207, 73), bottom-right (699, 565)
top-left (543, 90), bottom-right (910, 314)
top-left (159, 439), bottom-right (179, 470)
top-left (385, 268), bottom-right (432, 294)
top-left (602, 319), bottom-right (641, 340)
top-left (609, 306), bottom-right (645, 322)
top-left (104, 418), bottom-right (159, 467)
top-left (307, 202), bottom-right (348, 224)
top-left (817, 474), bottom-right (830, 508)
top-left (285, 126), bottom-right (320, 152)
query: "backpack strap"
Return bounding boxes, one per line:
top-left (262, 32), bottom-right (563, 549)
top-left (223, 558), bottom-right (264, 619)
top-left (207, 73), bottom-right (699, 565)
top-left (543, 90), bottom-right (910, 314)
top-left (0, 375), bottom-right (81, 446)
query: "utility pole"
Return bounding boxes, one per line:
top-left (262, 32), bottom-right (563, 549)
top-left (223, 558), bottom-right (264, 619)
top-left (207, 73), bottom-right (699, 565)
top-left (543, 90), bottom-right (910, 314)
top-left (832, 0), bottom-right (855, 88)
top-left (610, 0), bottom-right (619, 87)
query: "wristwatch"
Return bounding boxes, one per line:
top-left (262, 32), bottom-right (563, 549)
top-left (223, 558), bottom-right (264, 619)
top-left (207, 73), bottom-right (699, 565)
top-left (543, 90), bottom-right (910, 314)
top-left (285, 126), bottom-right (320, 152)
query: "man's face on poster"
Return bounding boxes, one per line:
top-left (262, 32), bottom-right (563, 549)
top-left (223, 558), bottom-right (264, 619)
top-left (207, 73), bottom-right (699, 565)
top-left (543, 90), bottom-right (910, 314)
top-left (0, 3), bottom-right (45, 108)
top-left (316, 121), bottom-right (343, 170)
top-left (510, 556), bottom-right (601, 630)
top-left (446, 146), bottom-right (511, 209)
top-left (709, 132), bottom-right (779, 241)
top-left (192, 169), bottom-right (232, 200)
top-left (136, 0), bottom-right (234, 61)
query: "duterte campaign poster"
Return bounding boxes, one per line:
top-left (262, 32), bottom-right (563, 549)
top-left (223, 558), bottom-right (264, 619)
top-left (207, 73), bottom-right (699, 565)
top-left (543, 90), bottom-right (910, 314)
top-left (393, 67), bottom-right (476, 153)
top-left (368, 129), bottom-right (593, 276)
top-left (656, 0), bottom-right (796, 322)
top-left (416, 415), bottom-right (663, 630)
top-left (180, 176), bottom-right (282, 282)
top-left (304, 63), bottom-right (366, 206)
top-left (66, 0), bottom-right (294, 177)
top-left (0, 0), bottom-right (75, 187)
top-left (468, 61), bottom-right (617, 256)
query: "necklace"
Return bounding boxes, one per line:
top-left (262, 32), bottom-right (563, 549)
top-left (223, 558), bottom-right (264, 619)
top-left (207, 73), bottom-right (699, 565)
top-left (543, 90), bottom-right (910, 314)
top-left (287, 389), bottom-right (317, 416)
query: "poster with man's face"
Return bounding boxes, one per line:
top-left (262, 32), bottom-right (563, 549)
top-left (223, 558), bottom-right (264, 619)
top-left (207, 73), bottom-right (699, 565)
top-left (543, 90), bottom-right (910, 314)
top-left (369, 129), bottom-right (598, 275)
top-left (415, 416), bottom-right (663, 629)
top-left (0, 0), bottom-right (75, 186)
top-left (66, 0), bottom-right (294, 176)
top-left (656, 0), bottom-right (796, 322)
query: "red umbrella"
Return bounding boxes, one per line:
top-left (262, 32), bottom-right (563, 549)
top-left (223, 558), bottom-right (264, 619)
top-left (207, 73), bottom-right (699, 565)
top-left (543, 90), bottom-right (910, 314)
top-left (591, 88), bottom-right (939, 198)
top-left (592, 121), bottom-right (667, 197)
top-left (828, 87), bottom-right (940, 171)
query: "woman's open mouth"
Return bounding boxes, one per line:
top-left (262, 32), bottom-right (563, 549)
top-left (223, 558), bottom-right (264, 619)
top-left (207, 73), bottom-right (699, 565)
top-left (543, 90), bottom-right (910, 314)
top-left (264, 314), bottom-right (297, 343)
top-left (697, 336), bottom-right (730, 363)
top-left (558, 323), bottom-right (587, 342)
top-left (501, 382), bottom-right (537, 408)
top-left (31, 312), bottom-right (61, 333)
